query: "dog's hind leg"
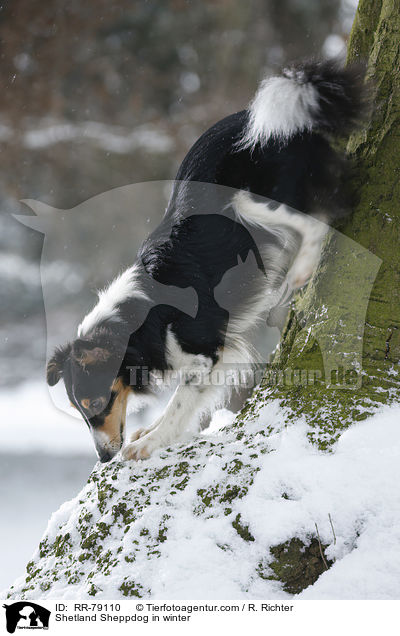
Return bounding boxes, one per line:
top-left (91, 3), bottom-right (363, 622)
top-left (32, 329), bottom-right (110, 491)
top-left (232, 190), bottom-right (328, 290)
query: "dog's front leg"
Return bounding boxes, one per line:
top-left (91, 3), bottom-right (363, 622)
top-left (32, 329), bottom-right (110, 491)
top-left (122, 356), bottom-right (215, 461)
top-left (122, 384), bottom-right (203, 460)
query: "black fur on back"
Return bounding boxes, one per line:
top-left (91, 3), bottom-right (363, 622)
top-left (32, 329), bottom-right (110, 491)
top-left (122, 60), bottom-right (366, 376)
top-left (58, 59), bottom-right (366, 401)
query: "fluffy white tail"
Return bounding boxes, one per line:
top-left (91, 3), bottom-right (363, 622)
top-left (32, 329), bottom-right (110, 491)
top-left (239, 59), bottom-right (365, 149)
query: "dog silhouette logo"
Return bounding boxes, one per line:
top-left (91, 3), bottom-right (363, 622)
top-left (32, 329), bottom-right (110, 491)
top-left (3, 602), bottom-right (50, 633)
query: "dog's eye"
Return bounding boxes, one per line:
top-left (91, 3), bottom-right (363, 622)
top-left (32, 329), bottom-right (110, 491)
top-left (90, 398), bottom-right (105, 413)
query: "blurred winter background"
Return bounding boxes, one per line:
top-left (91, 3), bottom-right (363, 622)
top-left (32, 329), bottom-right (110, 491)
top-left (0, 0), bottom-right (357, 591)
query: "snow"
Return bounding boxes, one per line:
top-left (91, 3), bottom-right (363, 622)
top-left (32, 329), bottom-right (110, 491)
top-left (0, 381), bottom-right (96, 591)
top-left (4, 393), bottom-right (400, 600)
top-left (0, 453), bottom-right (93, 592)
top-left (0, 119), bottom-right (174, 154)
top-left (23, 120), bottom-right (174, 154)
top-left (0, 379), bottom-right (169, 591)
top-left (0, 381), bottom-right (93, 455)
top-left (242, 408), bottom-right (400, 598)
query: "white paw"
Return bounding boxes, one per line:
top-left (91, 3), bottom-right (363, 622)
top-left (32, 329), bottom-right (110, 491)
top-left (122, 429), bottom-right (162, 461)
top-left (129, 427), bottom-right (151, 442)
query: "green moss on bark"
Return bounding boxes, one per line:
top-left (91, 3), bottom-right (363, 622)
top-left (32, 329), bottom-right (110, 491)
top-left (259, 537), bottom-right (333, 595)
top-left (239, 0), bottom-right (400, 447)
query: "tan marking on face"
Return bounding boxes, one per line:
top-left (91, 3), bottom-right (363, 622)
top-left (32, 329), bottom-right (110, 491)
top-left (80, 398), bottom-right (91, 410)
top-left (96, 379), bottom-right (132, 448)
top-left (78, 347), bottom-right (111, 367)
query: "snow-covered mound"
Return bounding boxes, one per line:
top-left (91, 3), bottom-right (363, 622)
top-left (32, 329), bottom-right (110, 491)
top-left (5, 396), bottom-right (400, 600)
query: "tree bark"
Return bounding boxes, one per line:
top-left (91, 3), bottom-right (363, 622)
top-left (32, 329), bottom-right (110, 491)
top-left (240, 0), bottom-right (400, 448)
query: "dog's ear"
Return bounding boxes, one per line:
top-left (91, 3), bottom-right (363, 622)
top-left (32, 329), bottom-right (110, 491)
top-left (46, 343), bottom-right (72, 386)
top-left (72, 338), bottom-right (112, 367)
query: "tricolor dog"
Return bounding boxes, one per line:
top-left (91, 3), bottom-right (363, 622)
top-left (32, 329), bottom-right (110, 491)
top-left (47, 60), bottom-right (364, 462)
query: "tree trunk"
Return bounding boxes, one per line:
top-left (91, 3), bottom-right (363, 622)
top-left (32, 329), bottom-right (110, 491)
top-left (240, 0), bottom-right (400, 448)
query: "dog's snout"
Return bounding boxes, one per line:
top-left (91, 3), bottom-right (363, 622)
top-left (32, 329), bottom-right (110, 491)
top-left (98, 450), bottom-right (113, 463)
top-left (94, 437), bottom-right (121, 463)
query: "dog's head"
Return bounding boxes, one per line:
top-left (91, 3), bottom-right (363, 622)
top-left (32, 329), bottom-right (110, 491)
top-left (46, 332), bottom-right (134, 462)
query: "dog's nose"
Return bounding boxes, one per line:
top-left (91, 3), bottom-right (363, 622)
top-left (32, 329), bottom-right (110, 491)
top-left (98, 450), bottom-right (113, 463)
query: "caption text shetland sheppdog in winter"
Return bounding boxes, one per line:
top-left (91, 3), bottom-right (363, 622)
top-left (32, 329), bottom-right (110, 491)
top-left (46, 60), bottom-right (364, 462)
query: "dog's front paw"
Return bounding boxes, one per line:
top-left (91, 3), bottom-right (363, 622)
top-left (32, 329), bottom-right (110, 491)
top-left (122, 430), bottom-right (161, 461)
top-left (122, 441), bottom-right (151, 461)
top-left (129, 417), bottom-right (162, 443)
top-left (129, 427), bottom-right (149, 442)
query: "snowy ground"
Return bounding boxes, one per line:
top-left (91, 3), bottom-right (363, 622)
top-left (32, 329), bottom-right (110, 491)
top-left (5, 388), bottom-right (400, 600)
top-left (247, 405), bottom-right (400, 599)
top-left (0, 382), bottom-right (92, 590)
top-left (0, 380), bottom-right (169, 591)
top-left (0, 453), bottom-right (92, 592)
